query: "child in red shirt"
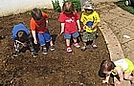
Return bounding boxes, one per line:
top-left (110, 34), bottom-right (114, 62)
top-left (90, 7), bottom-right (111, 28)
top-left (58, 1), bottom-right (81, 53)
top-left (30, 8), bottom-right (55, 55)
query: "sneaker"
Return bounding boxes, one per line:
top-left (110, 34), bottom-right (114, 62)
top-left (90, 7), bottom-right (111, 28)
top-left (13, 51), bottom-right (19, 57)
top-left (67, 47), bottom-right (72, 53)
top-left (81, 46), bottom-right (87, 51)
top-left (74, 43), bottom-right (80, 48)
top-left (92, 44), bottom-right (97, 48)
top-left (42, 48), bottom-right (47, 55)
top-left (50, 46), bottom-right (55, 51)
top-left (31, 51), bottom-right (38, 57)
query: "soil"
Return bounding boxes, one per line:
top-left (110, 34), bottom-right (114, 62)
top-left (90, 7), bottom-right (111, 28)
top-left (0, 5), bottom-right (110, 86)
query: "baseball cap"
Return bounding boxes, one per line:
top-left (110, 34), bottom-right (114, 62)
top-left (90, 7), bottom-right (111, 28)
top-left (83, 1), bottom-right (94, 10)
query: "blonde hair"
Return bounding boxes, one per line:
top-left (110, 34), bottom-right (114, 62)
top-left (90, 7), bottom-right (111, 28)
top-left (62, 1), bottom-right (76, 14)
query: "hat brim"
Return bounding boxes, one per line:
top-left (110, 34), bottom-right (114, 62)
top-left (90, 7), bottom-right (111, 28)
top-left (84, 7), bottom-right (93, 10)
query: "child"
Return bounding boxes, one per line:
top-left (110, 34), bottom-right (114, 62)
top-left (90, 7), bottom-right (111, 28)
top-left (98, 58), bottom-right (134, 85)
top-left (30, 8), bottom-right (55, 55)
top-left (58, 1), bottom-right (81, 53)
top-left (80, 2), bottom-right (100, 51)
top-left (12, 23), bottom-right (38, 57)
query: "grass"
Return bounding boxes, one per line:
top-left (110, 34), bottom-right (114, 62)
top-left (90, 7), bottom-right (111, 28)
top-left (115, 0), bottom-right (134, 14)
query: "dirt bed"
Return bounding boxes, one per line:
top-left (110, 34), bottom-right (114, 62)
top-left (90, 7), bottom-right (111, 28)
top-left (0, 6), bottom-right (110, 86)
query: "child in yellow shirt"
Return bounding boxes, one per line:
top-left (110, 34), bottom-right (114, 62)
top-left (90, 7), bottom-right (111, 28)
top-left (80, 2), bottom-right (100, 51)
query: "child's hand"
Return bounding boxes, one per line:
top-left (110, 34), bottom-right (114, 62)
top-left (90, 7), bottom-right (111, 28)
top-left (60, 31), bottom-right (64, 35)
top-left (34, 40), bottom-right (38, 44)
top-left (115, 80), bottom-right (122, 84)
top-left (23, 42), bottom-right (27, 47)
top-left (78, 29), bottom-right (81, 32)
top-left (91, 26), bottom-right (95, 30)
top-left (102, 79), bottom-right (109, 84)
top-left (83, 26), bottom-right (86, 30)
top-left (79, 29), bottom-right (84, 33)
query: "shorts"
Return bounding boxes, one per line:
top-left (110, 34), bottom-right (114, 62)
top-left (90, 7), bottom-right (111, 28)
top-left (124, 58), bottom-right (134, 73)
top-left (82, 32), bottom-right (97, 42)
top-left (38, 30), bottom-right (52, 46)
top-left (64, 31), bottom-right (79, 39)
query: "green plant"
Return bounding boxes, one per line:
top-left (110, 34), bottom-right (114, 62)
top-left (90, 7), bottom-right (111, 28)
top-left (63, 0), bottom-right (81, 11)
top-left (52, 0), bottom-right (61, 12)
top-left (41, 8), bottom-right (47, 12)
top-left (116, 1), bottom-right (134, 14)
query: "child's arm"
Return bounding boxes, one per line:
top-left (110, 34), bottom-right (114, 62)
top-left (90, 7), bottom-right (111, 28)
top-left (31, 30), bottom-right (37, 44)
top-left (46, 18), bottom-right (48, 28)
top-left (15, 40), bottom-right (27, 47)
top-left (81, 22), bottom-right (86, 31)
top-left (102, 75), bottom-right (110, 83)
top-left (15, 40), bottom-right (24, 45)
top-left (91, 22), bottom-right (99, 30)
top-left (116, 67), bottom-right (124, 82)
top-left (76, 20), bottom-right (81, 32)
top-left (60, 23), bottom-right (65, 34)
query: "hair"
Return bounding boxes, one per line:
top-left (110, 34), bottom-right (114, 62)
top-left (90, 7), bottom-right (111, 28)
top-left (31, 8), bottom-right (42, 21)
top-left (17, 30), bottom-right (28, 42)
top-left (62, 1), bottom-right (76, 14)
top-left (98, 59), bottom-right (115, 78)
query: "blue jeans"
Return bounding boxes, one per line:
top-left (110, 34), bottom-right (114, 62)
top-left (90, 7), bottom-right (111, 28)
top-left (38, 31), bottom-right (52, 46)
top-left (64, 31), bottom-right (79, 39)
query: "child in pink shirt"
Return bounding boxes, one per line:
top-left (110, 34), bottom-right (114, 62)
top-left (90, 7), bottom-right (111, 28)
top-left (58, 1), bottom-right (81, 53)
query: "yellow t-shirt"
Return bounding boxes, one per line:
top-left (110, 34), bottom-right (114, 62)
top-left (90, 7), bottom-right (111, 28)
top-left (113, 58), bottom-right (134, 74)
top-left (80, 11), bottom-right (100, 33)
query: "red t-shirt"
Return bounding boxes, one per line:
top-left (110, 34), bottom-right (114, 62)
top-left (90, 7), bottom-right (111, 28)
top-left (30, 12), bottom-right (48, 33)
top-left (58, 12), bottom-right (80, 34)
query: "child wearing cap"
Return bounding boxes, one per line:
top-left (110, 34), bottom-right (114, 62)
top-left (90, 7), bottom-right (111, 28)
top-left (80, 2), bottom-right (100, 51)
top-left (12, 23), bottom-right (38, 57)
top-left (30, 8), bottom-right (55, 55)
top-left (58, 1), bottom-right (81, 53)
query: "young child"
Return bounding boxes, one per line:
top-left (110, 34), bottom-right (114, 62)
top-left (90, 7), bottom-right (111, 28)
top-left (80, 2), bottom-right (100, 51)
top-left (98, 58), bottom-right (134, 85)
top-left (58, 1), bottom-right (81, 53)
top-left (30, 8), bottom-right (55, 55)
top-left (12, 23), bottom-right (38, 57)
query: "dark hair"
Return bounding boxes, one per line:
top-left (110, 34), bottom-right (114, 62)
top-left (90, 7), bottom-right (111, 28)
top-left (62, 1), bottom-right (76, 13)
top-left (98, 59), bottom-right (115, 78)
top-left (31, 8), bottom-right (42, 21)
top-left (16, 30), bottom-right (28, 42)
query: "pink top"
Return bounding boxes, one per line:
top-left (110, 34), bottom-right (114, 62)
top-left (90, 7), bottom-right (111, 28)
top-left (58, 12), bottom-right (80, 34)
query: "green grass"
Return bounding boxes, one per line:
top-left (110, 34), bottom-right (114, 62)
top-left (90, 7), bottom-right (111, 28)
top-left (116, 1), bottom-right (134, 14)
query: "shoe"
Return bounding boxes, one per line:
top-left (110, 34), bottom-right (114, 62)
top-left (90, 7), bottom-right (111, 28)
top-left (42, 48), bottom-right (47, 55)
top-left (81, 46), bottom-right (87, 51)
top-left (67, 47), bottom-right (72, 53)
top-left (73, 43), bottom-right (80, 48)
top-left (31, 50), bottom-right (38, 57)
top-left (92, 44), bottom-right (97, 48)
top-left (13, 51), bottom-right (19, 57)
top-left (50, 46), bottom-right (55, 51)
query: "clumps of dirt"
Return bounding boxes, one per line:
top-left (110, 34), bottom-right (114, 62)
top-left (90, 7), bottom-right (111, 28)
top-left (0, 9), bottom-right (110, 86)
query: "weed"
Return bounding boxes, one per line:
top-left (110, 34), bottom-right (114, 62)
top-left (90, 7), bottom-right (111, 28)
top-left (52, 0), bottom-right (61, 12)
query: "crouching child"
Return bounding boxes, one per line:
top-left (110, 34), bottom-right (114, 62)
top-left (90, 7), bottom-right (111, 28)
top-left (12, 23), bottom-right (38, 57)
top-left (98, 58), bottom-right (134, 85)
